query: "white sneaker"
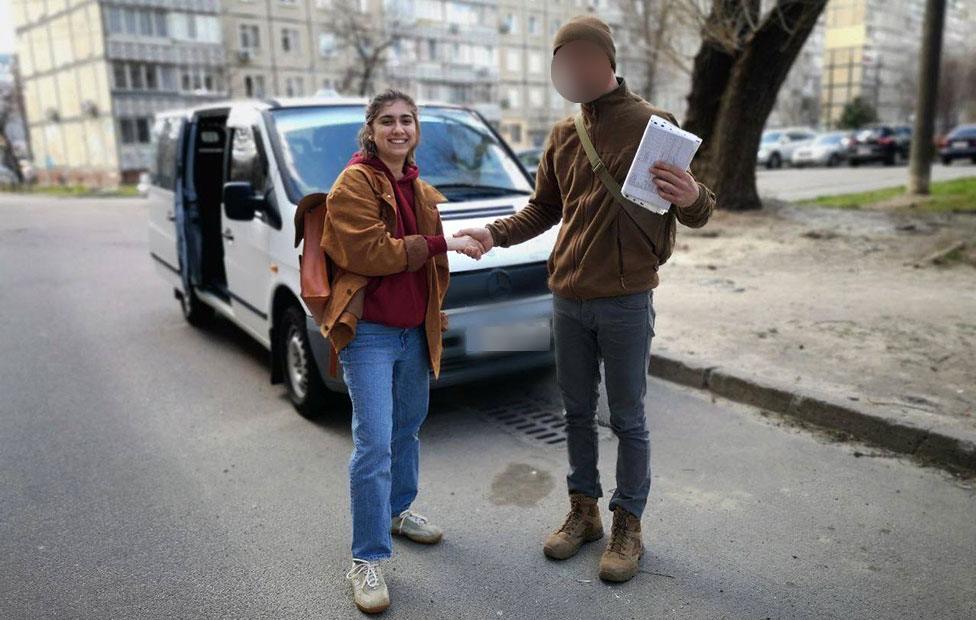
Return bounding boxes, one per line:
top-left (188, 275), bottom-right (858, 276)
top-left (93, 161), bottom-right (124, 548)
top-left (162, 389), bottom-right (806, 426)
top-left (346, 558), bottom-right (390, 614)
top-left (391, 509), bottom-right (444, 544)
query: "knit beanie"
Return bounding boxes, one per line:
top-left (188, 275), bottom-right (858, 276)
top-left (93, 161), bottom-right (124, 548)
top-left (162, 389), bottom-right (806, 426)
top-left (552, 15), bottom-right (617, 72)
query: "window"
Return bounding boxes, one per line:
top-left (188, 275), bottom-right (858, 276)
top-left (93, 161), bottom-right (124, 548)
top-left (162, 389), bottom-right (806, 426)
top-left (136, 118), bottom-right (151, 143)
top-left (270, 105), bottom-right (533, 201)
top-left (120, 118), bottom-right (135, 144)
top-left (151, 118), bottom-right (182, 190)
top-left (113, 62), bottom-right (128, 89)
top-left (240, 24), bottom-right (260, 49)
top-left (228, 126), bottom-right (269, 191)
top-left (145, 65), bottom-right (158, 90)
top-left (504, 14), bottom-right (518, 34)
top-left (281, 28), bottom-right (300, 53)
top-left (119, 117), bottom-right (152, 144)
top-left (318, 32), bottom-right (336, 58)
top-left (529, 87), bottom-right (544, 108)
top-left (244, 74), bottom-right (266, 97)
top-left (154, 11), bottom-right (167, 37)
top-left (129, 63), bottom-right (144, 89)
top-left (285, 76), bottom-right (304, 97)
top-left (528, 51), bottom-right (542, 74)
top-left (107, 7), bottom-right (122, 33)
top-left (528, 15), bottom-right (539, 35)
top-left (507, 86), bottom-right (521, 109)
top-left (506, 49), bottom-right (520, 71)
top-left (139, 10), bottom-right (153, 35)
top-left (123, 8), bottom-right (137, 34)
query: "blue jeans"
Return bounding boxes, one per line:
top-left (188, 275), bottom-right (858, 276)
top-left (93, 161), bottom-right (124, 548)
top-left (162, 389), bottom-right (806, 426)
top-left (552, 290), bottom-right (655, 519)
top-left (338, 320), bottom-right (431, 561)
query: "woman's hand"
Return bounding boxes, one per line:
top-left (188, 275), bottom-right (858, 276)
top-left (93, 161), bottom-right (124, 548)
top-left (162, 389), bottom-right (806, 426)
top-left (446, 234), bottom-right (486, 260)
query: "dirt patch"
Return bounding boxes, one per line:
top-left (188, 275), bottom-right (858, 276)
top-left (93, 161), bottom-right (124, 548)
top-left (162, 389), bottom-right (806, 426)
top-left (654, 200), bottom-right (976, 436)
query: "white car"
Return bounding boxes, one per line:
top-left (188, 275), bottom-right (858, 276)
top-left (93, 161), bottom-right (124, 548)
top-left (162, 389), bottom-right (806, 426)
top-left (147, 97), bottom-right (557, 416)
top-left (791, 131), bottom-right (853, 167)
top-left (757, 128), bottom-right (817, 169)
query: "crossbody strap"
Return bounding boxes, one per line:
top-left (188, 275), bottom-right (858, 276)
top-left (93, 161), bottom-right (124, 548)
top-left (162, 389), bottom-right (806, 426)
top-left (574, 113), bottom-right (635, 208)
top-left (574, 113), bottom-right (665, 270)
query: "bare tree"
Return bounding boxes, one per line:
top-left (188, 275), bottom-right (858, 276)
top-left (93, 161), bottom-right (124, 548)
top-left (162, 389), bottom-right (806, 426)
top-left (615, 0), bottom-right (685, 101)
top-left (681, 0), bottom-right (827, 211)
top-left (323, 0), bottom-right (400, 97)
top-left (934, 52), bottom-right (976, 136)
top-left (908, 0), bottom-right (947, 195)
top-left (0, 84), bottom-right (24, 184)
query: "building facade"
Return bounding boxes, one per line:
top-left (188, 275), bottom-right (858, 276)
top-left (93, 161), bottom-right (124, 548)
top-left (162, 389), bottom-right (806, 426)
top-left (12, 0), bottom-right (227, 185)
top-left (819, 0), bottom-right (974, 129)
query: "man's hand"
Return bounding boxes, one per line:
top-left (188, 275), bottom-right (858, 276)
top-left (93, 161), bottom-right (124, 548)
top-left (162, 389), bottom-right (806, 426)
top-left (649, 161), bottom-right (701, 209)
top-left (453, 227), bottom-right (495, 254)
top-left (446, 234), bottom-right (486, 260)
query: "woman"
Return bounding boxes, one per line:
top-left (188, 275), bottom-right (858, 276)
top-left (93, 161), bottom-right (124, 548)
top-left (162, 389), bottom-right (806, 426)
top-left (321, 89), bottom-right (484, 614)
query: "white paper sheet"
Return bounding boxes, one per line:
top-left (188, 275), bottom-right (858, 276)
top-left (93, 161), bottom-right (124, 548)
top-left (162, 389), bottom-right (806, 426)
top-left (622, 115), bottom-right (703, 214)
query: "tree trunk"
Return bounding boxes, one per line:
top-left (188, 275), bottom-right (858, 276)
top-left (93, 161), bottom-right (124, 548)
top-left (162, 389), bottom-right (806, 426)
top-left (685, 0), bottom-right (826, 211)
top-left (683, 0), bottom-right (760, 182)
top-left (908, 0), bottom-right (947, 195)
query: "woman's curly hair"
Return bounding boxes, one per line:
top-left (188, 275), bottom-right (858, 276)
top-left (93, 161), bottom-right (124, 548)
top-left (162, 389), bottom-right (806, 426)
top-left (357, 89), bottom-right (421, 164)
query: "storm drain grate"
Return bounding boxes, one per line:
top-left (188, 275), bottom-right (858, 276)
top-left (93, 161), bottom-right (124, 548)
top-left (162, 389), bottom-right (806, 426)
top-left (471, 395), bottom-right (614, 447)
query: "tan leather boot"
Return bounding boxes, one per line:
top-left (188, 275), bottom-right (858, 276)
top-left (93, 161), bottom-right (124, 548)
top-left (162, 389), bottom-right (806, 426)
top-left (543, 493), bottom-right (604, 560)
top-left (599, 506), bottom-right (644, 582)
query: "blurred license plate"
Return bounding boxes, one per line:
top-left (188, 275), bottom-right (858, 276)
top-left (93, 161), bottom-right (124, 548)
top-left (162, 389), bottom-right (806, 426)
top-left (465, 319), bottom-right (551, 353)
top-left (952, 141), bottom-right (968, 149)
top-left (857, 146), bottom-right (872, 155)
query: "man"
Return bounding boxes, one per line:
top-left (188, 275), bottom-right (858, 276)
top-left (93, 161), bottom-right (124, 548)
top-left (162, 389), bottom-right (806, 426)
top-left (456, 15), bottom-right (716, 583)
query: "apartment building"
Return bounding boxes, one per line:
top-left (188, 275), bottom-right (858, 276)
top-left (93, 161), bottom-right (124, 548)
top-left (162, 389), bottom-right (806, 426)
top-left (820, 0), bottom-right (973, 128)
top-left (11, 0), bottom-right (227, 185)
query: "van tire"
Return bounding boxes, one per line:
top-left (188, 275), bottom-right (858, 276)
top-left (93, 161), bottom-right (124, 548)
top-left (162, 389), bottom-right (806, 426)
top-left (279, 305), bottom-right (329, 418)
top-left (178, 286), bottom-right (215, 328)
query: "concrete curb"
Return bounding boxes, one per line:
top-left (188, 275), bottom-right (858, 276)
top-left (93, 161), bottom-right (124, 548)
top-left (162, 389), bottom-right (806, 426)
top-left (648, 352), bottom-right (976, 475)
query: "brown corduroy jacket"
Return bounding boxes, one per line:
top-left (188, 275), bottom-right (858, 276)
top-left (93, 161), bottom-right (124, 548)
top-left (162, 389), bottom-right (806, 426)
top-left (486, 77), bottom-right (716, 299)
top-left (316, 162), bottom-right (451, 378)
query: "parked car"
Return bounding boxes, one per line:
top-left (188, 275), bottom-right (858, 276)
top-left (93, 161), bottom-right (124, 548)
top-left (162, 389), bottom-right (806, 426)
top-left (0, 164), bottom-right (18, 187)
top-left (516, 147), bottom-right (543, 180)
top-left (791, 131), bottom-right (852, 167)
top-left (147, 97), bottom-right (557, 417)
top-left (938, 123), bottom-right (976, 165)
top-left (757, 128), bottom-right (816, 169)
top-left (847, 123), bottom-right (911, 166)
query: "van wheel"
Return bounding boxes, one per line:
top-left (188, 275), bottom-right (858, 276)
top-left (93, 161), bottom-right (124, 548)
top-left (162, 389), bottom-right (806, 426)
top-left (766, 153), bottom-right (781, 169)
top-left (279, 305), bottom-right (329, 418)
top-left (177, 286), bottom-right (214, 328)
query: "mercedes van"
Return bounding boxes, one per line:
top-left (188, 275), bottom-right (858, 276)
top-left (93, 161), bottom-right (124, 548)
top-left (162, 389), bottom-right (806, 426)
top-left (147, 97), bottom-right (557, 416)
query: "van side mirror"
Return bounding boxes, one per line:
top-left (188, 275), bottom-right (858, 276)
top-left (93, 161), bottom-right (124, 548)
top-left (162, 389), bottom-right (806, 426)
top-left (223, 181), bottom-right (266, 220)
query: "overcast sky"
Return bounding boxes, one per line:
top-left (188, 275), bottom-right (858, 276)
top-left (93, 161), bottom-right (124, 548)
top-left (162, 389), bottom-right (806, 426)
top-left (1, 1), bottom-right (15, 54)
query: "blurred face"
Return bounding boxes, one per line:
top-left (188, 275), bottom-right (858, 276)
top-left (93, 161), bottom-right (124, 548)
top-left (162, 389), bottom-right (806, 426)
top-left (551, 39), bottom-right (614, 103)
top-left (369, 99), bottom-right (418, 161)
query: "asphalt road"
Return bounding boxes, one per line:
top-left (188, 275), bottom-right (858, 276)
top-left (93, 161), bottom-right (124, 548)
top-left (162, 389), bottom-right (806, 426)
top-left (756, 160), bottom-right (976, 201)
top-left (1, 194), bottom-right (974, 619)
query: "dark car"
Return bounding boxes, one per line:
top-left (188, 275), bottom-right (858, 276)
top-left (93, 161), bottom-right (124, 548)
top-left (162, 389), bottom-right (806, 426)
top-left (939, 124), bottom-right (976, 165)
top-left (848, 124), bottom-right (911, 166)
top-left (517, 147), bottom-right (543, 180)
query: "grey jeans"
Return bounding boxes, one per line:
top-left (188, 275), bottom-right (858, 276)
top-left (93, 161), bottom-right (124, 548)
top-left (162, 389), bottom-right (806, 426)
top-left (552, 290), bottom-right (655, 518)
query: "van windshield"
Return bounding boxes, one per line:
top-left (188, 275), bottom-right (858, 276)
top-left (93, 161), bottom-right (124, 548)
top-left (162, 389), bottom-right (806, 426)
top-left (269, 105), bottom-right (533, 203)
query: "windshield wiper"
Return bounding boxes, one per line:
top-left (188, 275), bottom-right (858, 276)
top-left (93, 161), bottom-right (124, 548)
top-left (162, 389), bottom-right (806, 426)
top-left (435, 183), bottom-right (531, 196)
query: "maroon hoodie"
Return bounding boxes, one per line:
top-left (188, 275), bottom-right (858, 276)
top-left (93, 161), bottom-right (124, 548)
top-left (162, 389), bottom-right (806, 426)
top-left (344, 152), bottom-right (447, 328)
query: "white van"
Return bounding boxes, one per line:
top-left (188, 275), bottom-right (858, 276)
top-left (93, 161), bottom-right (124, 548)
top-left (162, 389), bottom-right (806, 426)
top-left (147, 97), bottom-right (557, 415)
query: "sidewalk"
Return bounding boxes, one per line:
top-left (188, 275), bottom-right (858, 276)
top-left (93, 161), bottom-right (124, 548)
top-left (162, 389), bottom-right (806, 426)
top-left (646, 195), bottom-right (976, 474)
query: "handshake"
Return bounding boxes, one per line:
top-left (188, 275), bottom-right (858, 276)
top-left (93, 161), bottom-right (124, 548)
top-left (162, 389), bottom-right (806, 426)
top-left (445, 227), bottom-right (495, 261)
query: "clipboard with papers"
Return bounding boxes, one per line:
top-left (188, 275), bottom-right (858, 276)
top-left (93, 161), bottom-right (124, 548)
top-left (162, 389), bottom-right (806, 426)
top-left (621, 115), bottom-right (703, 215)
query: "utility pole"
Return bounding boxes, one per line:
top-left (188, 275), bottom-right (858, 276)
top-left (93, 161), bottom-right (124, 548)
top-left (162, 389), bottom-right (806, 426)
top-left (908, 0), bottom-right (947, 195)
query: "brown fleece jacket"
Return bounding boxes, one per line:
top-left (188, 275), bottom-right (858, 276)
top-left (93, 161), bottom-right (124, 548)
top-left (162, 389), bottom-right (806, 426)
top-left (486, 77), bottom-right (716, 299)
